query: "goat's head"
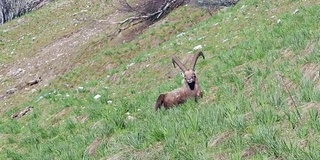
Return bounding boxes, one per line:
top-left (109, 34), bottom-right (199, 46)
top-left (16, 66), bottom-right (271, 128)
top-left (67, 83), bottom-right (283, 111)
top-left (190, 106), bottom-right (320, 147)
top-left (172, 51), bottom-right (205, 85)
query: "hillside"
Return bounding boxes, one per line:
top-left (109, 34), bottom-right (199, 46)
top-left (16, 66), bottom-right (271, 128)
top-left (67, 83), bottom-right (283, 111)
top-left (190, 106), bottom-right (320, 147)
top-left (0, 0), bottom-right (320, 159)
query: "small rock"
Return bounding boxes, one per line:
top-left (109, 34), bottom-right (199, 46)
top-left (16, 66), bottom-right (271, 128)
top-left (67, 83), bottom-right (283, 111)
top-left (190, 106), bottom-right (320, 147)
top-left (277, 19), bottom-right (281, 24)
top-left (36, 96), bottom-right (44, 102)
top-left (127, 62), bottom-right (135, 68)
top-left (292, 9), bottom-right (299, 15)
top-left (17, 68), bottom-right (23, 73)
top-left (94, 94), bottom-right (101, 100)
top-left (127, 115), bottom-right (135, 121)
top-left (77, 87), bottom-right (84, 92)
top-left (177, 32), bottom-right (186, 37)
top-left (193, 45), bottom-right (202, 50)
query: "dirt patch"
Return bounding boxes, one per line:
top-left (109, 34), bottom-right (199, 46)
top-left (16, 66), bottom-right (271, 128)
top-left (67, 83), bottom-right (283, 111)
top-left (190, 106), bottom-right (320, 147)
top-left (0, 9), bottom-right (139, 108)
top-left (1, 20), bottom-right (110, 88)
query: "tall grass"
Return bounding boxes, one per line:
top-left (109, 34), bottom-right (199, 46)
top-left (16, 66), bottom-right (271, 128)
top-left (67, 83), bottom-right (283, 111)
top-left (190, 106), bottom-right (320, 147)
top-left (0, 0), bottom-right (320, 159)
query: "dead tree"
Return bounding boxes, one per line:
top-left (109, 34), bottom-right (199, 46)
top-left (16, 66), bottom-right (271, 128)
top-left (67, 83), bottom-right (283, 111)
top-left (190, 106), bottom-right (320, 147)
top-left (11, 106), bottom-right (33, 119)
top-left (114, 0), bottom-right (187, 33)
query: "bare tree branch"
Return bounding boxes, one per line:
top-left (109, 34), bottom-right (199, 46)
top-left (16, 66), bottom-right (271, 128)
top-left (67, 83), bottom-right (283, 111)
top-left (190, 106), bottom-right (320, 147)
top-left (112, 0), bottom-right (240, 35)
top-left (113, 0), bottom-right (186, 34)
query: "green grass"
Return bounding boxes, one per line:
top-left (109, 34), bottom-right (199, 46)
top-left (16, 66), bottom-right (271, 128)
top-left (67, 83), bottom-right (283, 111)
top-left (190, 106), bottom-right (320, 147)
top-left (1, 0), bottom-right (320, 159)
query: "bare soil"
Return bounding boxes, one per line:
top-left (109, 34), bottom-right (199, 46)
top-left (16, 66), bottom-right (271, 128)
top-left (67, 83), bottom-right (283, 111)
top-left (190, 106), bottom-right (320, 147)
top-left (0, 9), bottom-right (139, 111)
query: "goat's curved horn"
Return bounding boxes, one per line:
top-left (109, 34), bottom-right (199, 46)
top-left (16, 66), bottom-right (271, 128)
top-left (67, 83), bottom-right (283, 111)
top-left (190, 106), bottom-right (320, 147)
top-left (191, 51), bottom-right (205, 71)
top-left (172, 56), bottom-right (187, 72)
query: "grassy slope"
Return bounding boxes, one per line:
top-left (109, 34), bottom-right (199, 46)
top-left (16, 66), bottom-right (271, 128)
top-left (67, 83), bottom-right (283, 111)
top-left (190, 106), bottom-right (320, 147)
top-left (0, 0), bottom-right (114, 64)
top-left (1, 0), bottom-right (320, 159)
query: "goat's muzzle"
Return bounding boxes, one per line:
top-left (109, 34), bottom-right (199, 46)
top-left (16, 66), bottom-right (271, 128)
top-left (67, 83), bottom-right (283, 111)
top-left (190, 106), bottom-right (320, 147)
top-left (186, 78), bottom-right (194, 84)
top-left (187, 81), bottom-right (196, 90)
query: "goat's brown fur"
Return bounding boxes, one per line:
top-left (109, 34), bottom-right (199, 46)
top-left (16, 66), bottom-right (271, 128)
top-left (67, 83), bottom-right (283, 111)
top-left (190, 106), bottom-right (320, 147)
top-left (155, 51), bottom-right (204, 111)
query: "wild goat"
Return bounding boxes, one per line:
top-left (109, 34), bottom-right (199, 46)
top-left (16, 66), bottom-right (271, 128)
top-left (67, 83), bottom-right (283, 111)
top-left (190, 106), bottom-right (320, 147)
top-left (155, 51), bottom-right (205, 111)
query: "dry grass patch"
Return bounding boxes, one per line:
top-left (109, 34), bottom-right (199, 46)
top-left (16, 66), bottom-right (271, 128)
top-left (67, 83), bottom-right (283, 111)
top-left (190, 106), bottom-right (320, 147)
top-left (301, 63), bottom-right (319, 82)
top-left (302, 42), bottom-right (316, 57)
top-left (106, 153), bottom-right (124, 160)
top-left (132, 142), bottom-right (163, 159)
top-left (241, 145), bottom-right (266, 159)
top-left (208, 131), bottom-right (232, 148)
top-left (50, 107), bottom-right (72, 125)
top-left (276, 49), bottom-right (296, 64)
top-left (76, 115), bottom-right (88, 124)
top-left (86, 138), bottom-right (103, 156)
top-left (300, 102), bottom-right (320, 114)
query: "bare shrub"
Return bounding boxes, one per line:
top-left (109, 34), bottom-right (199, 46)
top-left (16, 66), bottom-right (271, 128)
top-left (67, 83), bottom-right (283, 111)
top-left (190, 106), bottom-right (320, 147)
top-left (114, 0), bottom-right (240, 33)
top-left (116, 0), bottom-right (186, 24)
